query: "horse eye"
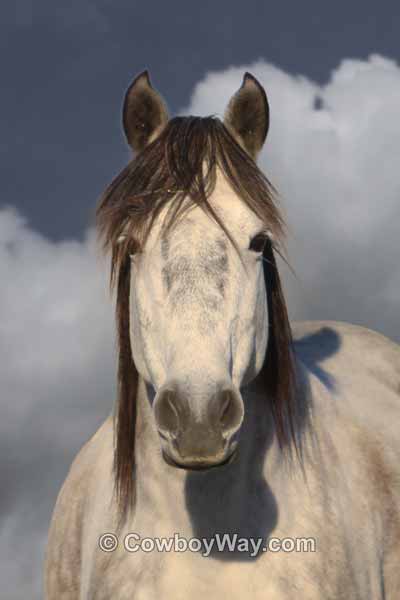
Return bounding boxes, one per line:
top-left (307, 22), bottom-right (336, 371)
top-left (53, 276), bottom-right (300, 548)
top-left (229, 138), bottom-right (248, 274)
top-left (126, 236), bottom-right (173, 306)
top-left (249, 232), bottom-right (268, 253)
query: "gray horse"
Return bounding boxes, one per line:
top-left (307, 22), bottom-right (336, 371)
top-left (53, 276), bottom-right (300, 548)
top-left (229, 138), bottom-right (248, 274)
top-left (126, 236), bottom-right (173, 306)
top-left (45, 70), bottom-right (400, 599)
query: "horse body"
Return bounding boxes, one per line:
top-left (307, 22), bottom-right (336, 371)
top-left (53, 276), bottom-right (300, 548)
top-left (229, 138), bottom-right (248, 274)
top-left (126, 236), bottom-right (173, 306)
top-left (45, 71), bottom-right (400, 598)
top-left (46, 321), bottom-right (400, 599)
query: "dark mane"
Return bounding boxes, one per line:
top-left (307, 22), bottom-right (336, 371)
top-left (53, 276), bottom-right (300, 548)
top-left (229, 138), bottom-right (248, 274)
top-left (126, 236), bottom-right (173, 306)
top-left (96, 116), bottom-right (298, 517)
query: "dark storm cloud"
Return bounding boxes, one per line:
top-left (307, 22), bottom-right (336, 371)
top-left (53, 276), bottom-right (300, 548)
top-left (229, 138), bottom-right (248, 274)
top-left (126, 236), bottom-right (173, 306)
top-left (1, 0), bottom-right (400, 239)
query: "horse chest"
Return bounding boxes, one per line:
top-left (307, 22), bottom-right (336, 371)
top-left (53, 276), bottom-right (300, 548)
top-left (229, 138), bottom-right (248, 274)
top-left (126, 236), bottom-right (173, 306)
top-left (87, 519), bottom-right (364, 600)
top-left (91, 548), bottom-right (317, 600)
top-left (82, 457), bottom-right (377, 599)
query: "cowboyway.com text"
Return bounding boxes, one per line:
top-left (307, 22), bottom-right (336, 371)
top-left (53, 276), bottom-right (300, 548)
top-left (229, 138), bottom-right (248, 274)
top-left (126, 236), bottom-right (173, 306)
top-left (98, 532), bottom-right (316, 557)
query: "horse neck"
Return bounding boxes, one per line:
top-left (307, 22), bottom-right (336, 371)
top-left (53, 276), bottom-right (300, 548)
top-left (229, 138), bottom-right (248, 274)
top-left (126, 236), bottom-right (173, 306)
top-left (132, 374), bottom-right (278, 536)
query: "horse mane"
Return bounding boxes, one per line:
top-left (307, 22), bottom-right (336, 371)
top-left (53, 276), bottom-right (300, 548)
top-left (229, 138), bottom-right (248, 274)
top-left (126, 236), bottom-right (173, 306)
top-left (96, 116), bottom-right (298, 517)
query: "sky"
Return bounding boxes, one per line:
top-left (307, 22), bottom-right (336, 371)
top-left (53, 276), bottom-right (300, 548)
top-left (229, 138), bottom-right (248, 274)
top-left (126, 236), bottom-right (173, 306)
top-left (1, 3), bottom-right (400, 598)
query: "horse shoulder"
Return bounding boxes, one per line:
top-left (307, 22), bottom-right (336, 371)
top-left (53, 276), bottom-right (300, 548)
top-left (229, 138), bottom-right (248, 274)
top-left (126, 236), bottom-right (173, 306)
top-left (44, 417), bottom-right (114, 599)
top-left (295, 318), bottom-right (400, 471)
top-left (293, 319), bottom-right (400, 428)
top-left (294, 320), bottom-right (400, 586)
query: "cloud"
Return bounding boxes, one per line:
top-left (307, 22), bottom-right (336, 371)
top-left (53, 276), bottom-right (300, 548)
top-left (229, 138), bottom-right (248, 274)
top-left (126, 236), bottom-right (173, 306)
top-left (7, 0), bottom-right (110, 31)
top-left (1, 55), bottom-right (400, 597)
top-left (0, 207), bottom-right (116, 598)
top-left (49, 2), bottom-right (109, 33)
top-left (11, 1), bottom-right (110, 32)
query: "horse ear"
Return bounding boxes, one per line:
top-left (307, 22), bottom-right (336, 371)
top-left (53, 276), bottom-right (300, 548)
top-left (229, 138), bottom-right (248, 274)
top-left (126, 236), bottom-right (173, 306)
top-left (122, 70), bottom-right (169, 153)
top-left (223, 72), bottom-right (269, 160)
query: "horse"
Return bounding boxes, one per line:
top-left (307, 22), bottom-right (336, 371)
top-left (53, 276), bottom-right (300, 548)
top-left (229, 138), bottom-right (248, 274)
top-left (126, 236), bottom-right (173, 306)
top-left (44, 70), bottom-right (400, 599)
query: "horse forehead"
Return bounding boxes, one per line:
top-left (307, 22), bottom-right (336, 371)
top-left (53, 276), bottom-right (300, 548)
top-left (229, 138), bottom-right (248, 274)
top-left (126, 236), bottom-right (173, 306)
top-left (160, 220), bottom-right (228, 258)
top-left (160, 228), bottom-right (229, 297)
top-left (151, 198), bottom-right (257, 303)
top-left (151, 175), bottom-right (260, 244)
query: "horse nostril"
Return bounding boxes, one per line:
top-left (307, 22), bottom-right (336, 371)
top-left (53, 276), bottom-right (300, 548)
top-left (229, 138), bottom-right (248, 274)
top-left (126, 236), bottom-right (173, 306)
top-left (215, 387), bottom-right (244, 436)
top-left (219, 390), bottom-right (233, 426)
top-left (154, 388), bottom-right (180, 435)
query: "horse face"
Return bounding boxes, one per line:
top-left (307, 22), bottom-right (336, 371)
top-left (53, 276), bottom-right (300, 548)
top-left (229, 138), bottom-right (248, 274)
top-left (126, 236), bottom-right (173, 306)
top-left (128, 184), bottom-right (269, 469)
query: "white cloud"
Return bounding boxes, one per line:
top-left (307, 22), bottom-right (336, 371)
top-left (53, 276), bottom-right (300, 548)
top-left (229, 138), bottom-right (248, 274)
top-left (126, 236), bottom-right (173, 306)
top-left (1, 55), bottom-right (400, 597)
top-left (0, 207), bottom-right (116, 598)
